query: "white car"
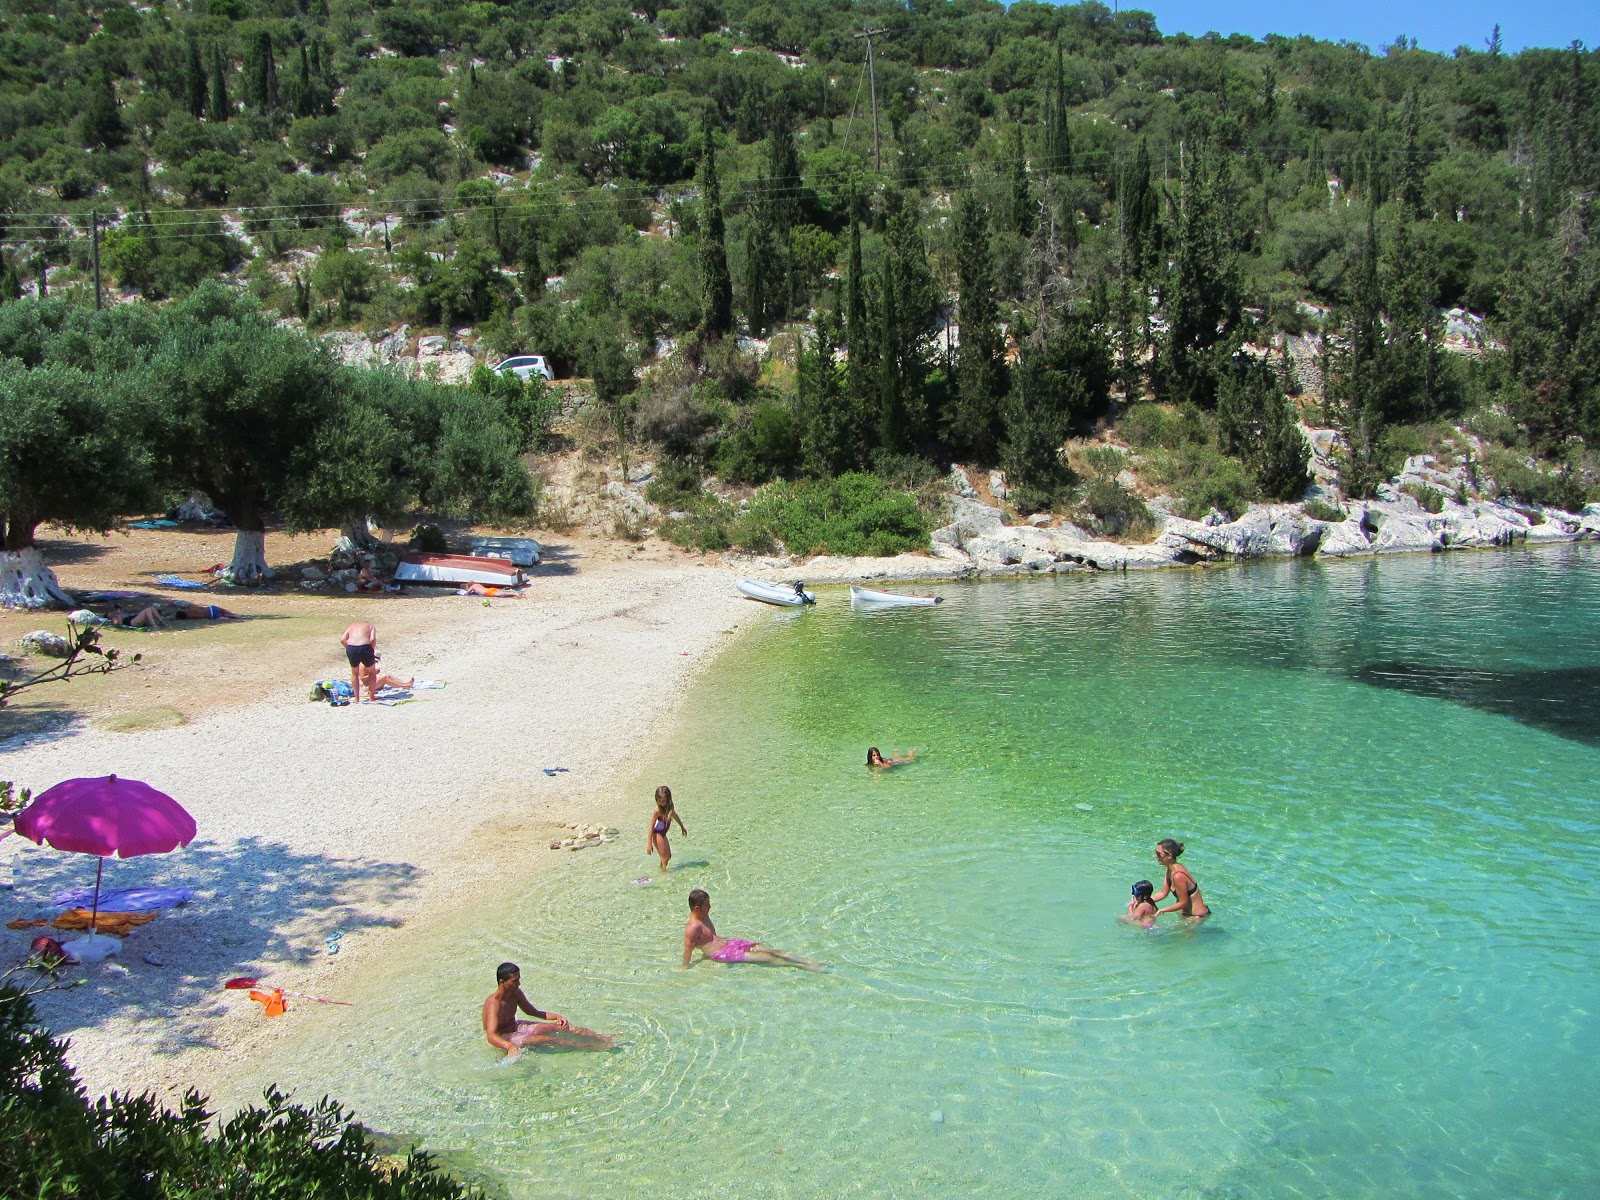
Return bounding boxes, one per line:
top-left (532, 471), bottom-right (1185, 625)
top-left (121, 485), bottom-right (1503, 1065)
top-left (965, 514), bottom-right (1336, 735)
top-left (493, 354), bottom-right (554, 382)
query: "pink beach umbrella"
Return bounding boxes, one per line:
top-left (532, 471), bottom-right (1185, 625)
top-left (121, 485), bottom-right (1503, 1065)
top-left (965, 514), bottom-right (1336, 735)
top-left (14, 774), bottom-right (196, 961)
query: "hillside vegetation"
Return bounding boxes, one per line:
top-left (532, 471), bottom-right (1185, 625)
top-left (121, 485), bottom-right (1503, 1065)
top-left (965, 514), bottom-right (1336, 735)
top-left (2, 0), bottom-right (1598, 545)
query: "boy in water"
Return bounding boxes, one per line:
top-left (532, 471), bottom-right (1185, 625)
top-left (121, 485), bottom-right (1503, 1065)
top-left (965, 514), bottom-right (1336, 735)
top-left (481, 962), bottom-right (613, 1057)
top-left (683, 888), bottom-right (825, 971)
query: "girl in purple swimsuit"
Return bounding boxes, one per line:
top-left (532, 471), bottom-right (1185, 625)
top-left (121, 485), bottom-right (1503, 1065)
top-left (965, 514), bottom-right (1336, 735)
top-left (682, 889), bottom-right (825, 971)
top-left (647, 785), bottom-right (688, 873)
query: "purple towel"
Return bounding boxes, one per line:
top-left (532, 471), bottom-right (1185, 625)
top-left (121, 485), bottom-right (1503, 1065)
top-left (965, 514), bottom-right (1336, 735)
top-left (51, 885), bottom-right (194, 911)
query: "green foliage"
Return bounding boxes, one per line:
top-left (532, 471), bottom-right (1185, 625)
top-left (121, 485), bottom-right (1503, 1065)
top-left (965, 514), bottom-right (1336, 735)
top-left (103, 216), bottom-right (247, 301)
top-left (714, 398), bottom-right (801, 485)
top-left (743, 473), bottom-right (932, 557)
top-left (1078, 477), bottom-right (1157, 539)
top-left (1216, 354), bottom-right (1311, 501)
top-left (409, 523), bottom-right (449, 553)
top-left (1401, 482), bottom-right (1447, 513)
top-left (466, 363), bottom-right (559, 455)
top-left (1482, 448), bottom-right (1593, 510)
top-left (0, 987), bottom-right (469, 1198)
top-left (1304, 498), bottom-right (1347, 522)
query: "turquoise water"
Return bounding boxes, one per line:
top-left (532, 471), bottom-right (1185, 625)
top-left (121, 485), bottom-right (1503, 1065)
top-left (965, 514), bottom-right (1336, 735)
top-left (253, 548), bottom-right (1600, 1198)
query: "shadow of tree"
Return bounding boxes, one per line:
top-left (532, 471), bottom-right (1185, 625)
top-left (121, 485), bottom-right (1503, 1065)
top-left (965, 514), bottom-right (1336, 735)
top-left (33, 537), bottom-right (114, 567)
top-left (0, 699), bottom-right (87, 752)
top-left (528, 543), bottom-right (579, 578)
top-left (8, 835), bottom-right (424, 1056)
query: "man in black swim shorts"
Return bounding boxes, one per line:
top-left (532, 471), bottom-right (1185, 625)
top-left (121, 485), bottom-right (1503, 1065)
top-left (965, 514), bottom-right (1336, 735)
top-left (340, 620), bottom-right (379, 702)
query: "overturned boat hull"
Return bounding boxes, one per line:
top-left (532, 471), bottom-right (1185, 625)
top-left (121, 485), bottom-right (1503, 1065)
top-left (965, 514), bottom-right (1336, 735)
top-left (395, 553), bottom-right (525, 587)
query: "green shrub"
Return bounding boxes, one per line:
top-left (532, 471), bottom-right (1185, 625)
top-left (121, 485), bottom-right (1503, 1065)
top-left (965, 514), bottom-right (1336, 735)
top-left (1081, 445), bottom-right (1128, 476)
top-left (743, 473), bottom-right (932, 557)
top-left (644, 457), bottom-right (708, 509)
top-left (1483, 449), bottom-right (1592, 511)
top-left (712, 399), bottom-right (800, 485)
top-left (1304, 498), bottom-right (1346, 522)
top-left (1119, 402), bottom-right (1206, 451)
top-left (1401, 483), bottom-right (1446, 513)
top-left (1078, 477), bottom-right (1157, 539)
top-left (409, 523), bottom-right (448, 552)
top-left (0, 987), bottom-right (468, 1198)
top-left (1142, 441), bottom-right (1256, 521)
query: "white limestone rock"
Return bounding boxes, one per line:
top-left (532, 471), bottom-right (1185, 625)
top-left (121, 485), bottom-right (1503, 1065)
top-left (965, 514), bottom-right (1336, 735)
top-left (1369, 510), bottom-right (1441, 554)
top-left (949, 467), bottom-right (977, 499)
top-left (1315, 519), bottom-right (1374, 558)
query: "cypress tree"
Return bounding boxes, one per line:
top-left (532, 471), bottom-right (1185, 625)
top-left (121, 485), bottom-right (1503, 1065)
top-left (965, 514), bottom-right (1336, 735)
top-left (185, 34), bottom-right (207, 120)
top-left (764, 95), bottom-right (801, 315)
top-left (1121, 139), bottom-right (1161, 282)
top-left (844, 216), bottom-right (873, 414)
top-left (78, 70), bottom-right (124, 149)
top-left (1009, 124), bottom-right (1033, 236)
top-left (1043, 45), bottom-right (1073, 176)
top-left (798, 300), bottom-right (859, 477)
top-left (945, 192), bottom-right (1006, 461)
top-left (519, 237), bottom-right (544, 304)
top-left (1326, 207), bottom-right (1388, 498)
top-left (876, 252), bottom-right (906, 453)
top-left (1216, 353), bottom-right (1310, 500)
top-left (1397, 90), bottom-right (1424, 219)
top-left (208, 46), bottom-right (230, 122)
top-left (742, 200), bottom-right (776, 336)
top-left (883, 190), bottom-right (937, 442)
top-left (698, 124), bottom-right (734, 338)
top-left (293, 45), bottom-right (316, 119)
top-left (244, 32), bottom-right (278, 116)
top-left (0, 253), bottom-right (20, 304)
top-left (1158, 141), bottom-right (1241, 409)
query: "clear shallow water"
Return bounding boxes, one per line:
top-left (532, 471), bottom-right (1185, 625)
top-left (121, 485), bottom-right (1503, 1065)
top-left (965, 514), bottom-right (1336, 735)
top-left (253, 548), bottom-right (1600, 1199)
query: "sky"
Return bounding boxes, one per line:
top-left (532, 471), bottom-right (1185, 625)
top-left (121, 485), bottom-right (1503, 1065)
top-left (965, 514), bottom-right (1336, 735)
top-left (1124, 1), bottom-right (1595, 54)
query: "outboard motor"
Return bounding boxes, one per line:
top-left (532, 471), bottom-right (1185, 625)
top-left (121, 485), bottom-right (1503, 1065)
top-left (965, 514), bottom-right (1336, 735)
top-left (793, 580), bottom-right (813, 605)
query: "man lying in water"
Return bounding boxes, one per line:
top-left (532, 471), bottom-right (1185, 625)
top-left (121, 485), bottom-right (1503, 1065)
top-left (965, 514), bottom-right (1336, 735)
top-left (481, 962), bottom-right (613, 1057)
top-left (683, 888), bottom-right (825, 971)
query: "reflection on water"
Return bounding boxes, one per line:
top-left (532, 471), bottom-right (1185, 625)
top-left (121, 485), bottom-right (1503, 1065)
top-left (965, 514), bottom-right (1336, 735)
top-left (1356, 662), bottom-right (1600, 744)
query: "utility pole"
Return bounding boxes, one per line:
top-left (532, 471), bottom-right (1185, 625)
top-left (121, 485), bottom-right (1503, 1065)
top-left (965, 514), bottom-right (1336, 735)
top-left (90, 211), bottom-right (102, 310)
top-left (853, 26), bottom-right (889, 173)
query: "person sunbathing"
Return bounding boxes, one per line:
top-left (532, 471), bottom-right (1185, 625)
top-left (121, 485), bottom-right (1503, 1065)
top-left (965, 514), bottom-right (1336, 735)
top-left (482, 962), bottom-right (612, 1057)
top-left (172, 602), bottom-right (239, 621)
top-left (457, 582), bottom-right (524, 597)
top-left (105, 603), bottom-right (166, 629)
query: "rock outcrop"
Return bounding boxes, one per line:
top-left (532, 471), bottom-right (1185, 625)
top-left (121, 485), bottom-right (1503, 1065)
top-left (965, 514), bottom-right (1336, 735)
top-left (920, 493), bottom-right (1598, 576)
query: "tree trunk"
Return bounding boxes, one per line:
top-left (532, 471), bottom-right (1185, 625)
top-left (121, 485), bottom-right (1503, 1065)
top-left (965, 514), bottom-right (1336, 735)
top-left (226, 529), bottom-right (274, 585)
top-left (0, 548), bottom-right (74, 609)
top-left (340, 516), bottom-right (380, 551)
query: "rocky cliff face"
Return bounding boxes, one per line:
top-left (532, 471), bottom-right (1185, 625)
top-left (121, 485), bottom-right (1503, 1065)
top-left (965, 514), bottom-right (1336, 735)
top-left (923, 495), bottom-right (1600, 576)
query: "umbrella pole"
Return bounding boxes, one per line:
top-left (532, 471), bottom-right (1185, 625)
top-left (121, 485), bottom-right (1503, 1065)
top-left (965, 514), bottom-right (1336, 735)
top-left (91, 857), bottom-right (104, 938)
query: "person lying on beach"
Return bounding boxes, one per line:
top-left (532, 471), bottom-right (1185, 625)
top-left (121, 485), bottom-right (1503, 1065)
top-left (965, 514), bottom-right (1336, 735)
top-left (1122, 880), bottom-right (1158, 927)
top-left (105, 603), bottom-right (167, 629)
top-left (683, 888), bottom-right (825, 971)
top-left (866, 747), bottom-right (915, 769)
top-left (482, 962), bottom-right (613, 1057)
top-left (171, 602), bottom-right (240, 621)
top-left (1150, 840), bottom-right (1210, 920)
top-left (456, 583), bottom-right (524, 597)
top-left (647, 785), bottom-right (687, 873)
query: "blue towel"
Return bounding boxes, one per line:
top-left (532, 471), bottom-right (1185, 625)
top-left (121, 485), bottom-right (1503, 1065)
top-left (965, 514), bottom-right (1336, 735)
top-left (52, 885), bottom-right (194, 910)
top-left (155, 574), bottom-right (208, 590)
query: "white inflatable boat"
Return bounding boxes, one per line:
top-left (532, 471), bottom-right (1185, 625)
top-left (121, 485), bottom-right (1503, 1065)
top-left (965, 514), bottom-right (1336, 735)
top-left (737, 579), bottom-right (816, 607)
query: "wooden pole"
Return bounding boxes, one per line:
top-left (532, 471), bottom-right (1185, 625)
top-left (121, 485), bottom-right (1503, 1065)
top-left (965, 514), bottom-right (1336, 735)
top-left (853, 27), bottom-right (889, 174)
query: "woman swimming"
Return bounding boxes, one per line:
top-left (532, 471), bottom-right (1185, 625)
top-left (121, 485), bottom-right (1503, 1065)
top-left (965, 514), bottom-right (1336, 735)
top-left (646, 785), bottom-right (688, 873)
top-left (1150, 839), bottom-right (1210, 920)
top-left (1123, 880), bottom-right (1158, 927)
top-left (866, 747), bottom-right (915, 769)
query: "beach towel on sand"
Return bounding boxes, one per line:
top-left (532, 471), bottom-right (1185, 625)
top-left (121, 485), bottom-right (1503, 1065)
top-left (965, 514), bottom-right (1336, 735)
top-left (155, 574), bottom-right (208, 590)
top-left (51, 885), bottom-right (193, 911)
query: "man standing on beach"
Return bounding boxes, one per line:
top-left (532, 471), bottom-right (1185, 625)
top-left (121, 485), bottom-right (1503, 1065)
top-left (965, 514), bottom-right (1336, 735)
top-left (339, 620), bottom-right (379, 703)
top-left (482, 962), bottom-right (613, 1057)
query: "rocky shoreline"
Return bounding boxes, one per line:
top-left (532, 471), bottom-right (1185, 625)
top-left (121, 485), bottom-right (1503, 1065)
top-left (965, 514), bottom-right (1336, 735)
top-left (750, 458), bottom-right (1600, 586)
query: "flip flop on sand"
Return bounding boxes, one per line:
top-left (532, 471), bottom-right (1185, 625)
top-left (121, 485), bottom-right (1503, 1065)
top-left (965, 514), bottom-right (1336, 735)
top-left (542, 767), bottom-right (570, 776)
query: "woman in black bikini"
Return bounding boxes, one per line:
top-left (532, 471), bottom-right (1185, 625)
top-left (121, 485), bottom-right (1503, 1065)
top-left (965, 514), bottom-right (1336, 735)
top-left (1150, 839), bottom-right (1210, 920)
top-left (646, 785), bottom-right (687, 873)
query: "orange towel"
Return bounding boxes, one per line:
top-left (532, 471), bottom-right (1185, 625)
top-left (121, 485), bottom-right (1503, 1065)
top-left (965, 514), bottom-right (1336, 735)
top-left (248, 988), bottom-right (287, 1017)
top-left (8, 910), bottom-right (158, 934)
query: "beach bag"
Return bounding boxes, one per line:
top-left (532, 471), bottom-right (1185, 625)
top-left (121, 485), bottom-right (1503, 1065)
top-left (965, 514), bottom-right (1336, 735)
top-left (309, 679), bottom-right (354, 704)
